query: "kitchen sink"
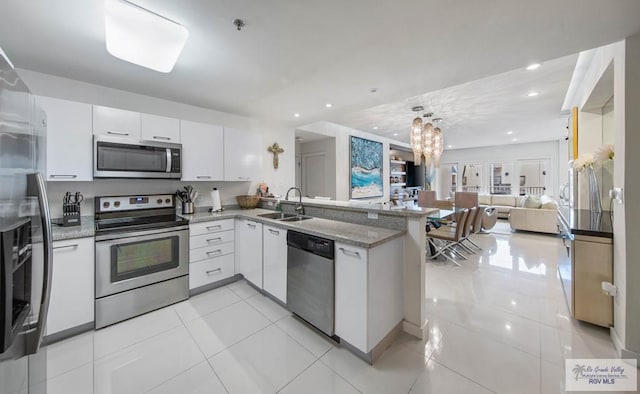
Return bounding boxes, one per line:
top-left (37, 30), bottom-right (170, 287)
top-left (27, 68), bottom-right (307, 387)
top-left (257, 212), bottom-right (297, 220)
top-left (279, 215), bottom-right (313, 222)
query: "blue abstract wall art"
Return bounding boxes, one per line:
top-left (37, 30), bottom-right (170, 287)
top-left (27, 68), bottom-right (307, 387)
top-left (350, 136), bottom-right (383, 199)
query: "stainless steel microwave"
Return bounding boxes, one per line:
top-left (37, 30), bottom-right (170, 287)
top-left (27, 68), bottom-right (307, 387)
top-left (93, 135), bottom-right (182, 179)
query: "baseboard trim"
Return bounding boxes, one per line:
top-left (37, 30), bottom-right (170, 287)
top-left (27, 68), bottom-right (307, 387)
top-left (43, 321), bottom-right (94, 346)
top-left (189, 274), bottom-right (242, 296)
top-left (402, 318), bottom-right (430, 340)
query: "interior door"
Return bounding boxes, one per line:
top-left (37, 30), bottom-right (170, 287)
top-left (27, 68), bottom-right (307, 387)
top-left (301, 153), bottom-right (327, 198)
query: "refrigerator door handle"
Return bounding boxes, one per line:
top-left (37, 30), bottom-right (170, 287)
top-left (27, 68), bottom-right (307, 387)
top-left (25, 172), bottom-right (53, 354)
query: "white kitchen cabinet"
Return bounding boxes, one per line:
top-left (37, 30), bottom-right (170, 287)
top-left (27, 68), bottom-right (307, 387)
top-left (37, 96), bottom-right (93, 181)
top-left (223, 127), bottom-right (262, 181)
top-left (46, 238), bottom-right (94, 336)
top-left (235, 218), bottom-right (263, 288)
top-left (93, 105), bottom-right (141, 139)
top-left (141, 113), bottom-right (180, 143)
top-left (263, 225), bottom-right (287, 303)
top-left (189, 220), bottom-right (235, 291)
top-left (181, 120), bottom-right (224, 181)
top-left (335, 238), bottom-right (403, 354)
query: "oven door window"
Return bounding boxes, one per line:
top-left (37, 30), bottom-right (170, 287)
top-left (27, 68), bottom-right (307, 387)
top-left (110, 236), bottom-right (179, 282)
top-left (96, 142), bottom-right (167, 173)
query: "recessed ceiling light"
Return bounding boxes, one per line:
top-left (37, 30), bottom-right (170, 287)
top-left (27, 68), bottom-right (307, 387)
top-left (293, 113), bottom-right (300, 118)
top-left (506, 131), bottom-right (514, 135)
top-left (505, 324), bottom-right (512, 331)
top-left (527, 91), bottom-right (540, 97)
top-left (325, 103), bottom-right (332, 108)
top-left (526, 63), bottom-right (541, 71)
top-left (447, 145), bottom-right (453, 149)
top-left (512, 138), bottom-right (519, 142)
top-left (372, 126), bottom-right (378, 130)
top-left (393, 133), bottom-right (398, 136)
top-left (104, 0), bottom-right (189, 73)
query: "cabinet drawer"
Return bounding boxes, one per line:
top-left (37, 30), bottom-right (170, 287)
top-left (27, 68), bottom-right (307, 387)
top-left (190, 230), bottom-right (234, 249)
top-left (189, 254), bottom-right (234, 289)
top-left (190, 219), bottom-right (235, 236)
top-left (190, 241), bottom-right (234, 263)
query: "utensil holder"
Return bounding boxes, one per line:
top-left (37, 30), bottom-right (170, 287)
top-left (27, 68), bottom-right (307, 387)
top-left (182, 202), bottom-right (194, 214)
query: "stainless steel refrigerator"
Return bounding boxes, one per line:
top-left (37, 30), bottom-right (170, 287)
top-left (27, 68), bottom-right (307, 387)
top-left (0, 48), bottom-right (52, 394)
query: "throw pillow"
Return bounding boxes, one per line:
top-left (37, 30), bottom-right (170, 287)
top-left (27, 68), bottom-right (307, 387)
top-left (539, 195), bottom-right (558, 209)
top-left (520, 195), bottom-right (529, 207)
top-left (523, 195), bottom-right (542, 208)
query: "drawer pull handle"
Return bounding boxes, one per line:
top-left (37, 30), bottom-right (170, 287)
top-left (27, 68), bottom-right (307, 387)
top-left (206, 268), bottom-right (222, 275)
top-left (206, 249), bottom-right (223, 255)
top-left (339, 247), bottom-right (360, 257)
top-left (107, 131), bottom-right (129, 136)
top-left (53, 244), bottom-right (79, 251)
top-left (206, 225), bottom-right (222, 230)
top-left (268, 229), bottom-right (280, 235)
top-left (196, 176), bottom-right (212, 179)
top-left (152, 135), bottom-right (171, 140)
top-left (247, 223), bottom-right (256, 228)
top-left (50, 174), bottom-right (78, 179)
top-left (206, 237), bottom-right (222, 243)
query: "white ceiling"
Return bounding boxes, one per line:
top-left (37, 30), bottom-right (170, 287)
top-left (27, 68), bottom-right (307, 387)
top-left (335, 53), bottom-right (579, 150)
top-left (1, 0), bottom-right (639, 137)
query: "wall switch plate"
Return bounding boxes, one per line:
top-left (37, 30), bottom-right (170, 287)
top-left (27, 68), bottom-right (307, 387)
top-left (368, 212), bottom-right (378, 220)
top-left (611, 187), bottom-right (624, 204)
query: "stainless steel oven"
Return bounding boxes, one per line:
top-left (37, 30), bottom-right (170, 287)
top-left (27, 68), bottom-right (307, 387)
top-left (93, 135), bottom-right (181, 179)
top-left (94, 194), bottom-right (189, 328)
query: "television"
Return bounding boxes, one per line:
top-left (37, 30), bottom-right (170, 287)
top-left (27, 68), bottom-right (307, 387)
top-left (405, 161), bottom-right (425, 188)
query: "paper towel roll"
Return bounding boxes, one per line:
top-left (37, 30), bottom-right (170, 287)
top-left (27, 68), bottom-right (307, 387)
top-left (211, 188), bottom-right (222, 212)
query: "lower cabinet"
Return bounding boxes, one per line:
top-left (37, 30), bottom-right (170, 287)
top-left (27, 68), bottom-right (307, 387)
top-left (235, 219), bottom-right (263, 288)
top-left (189, 220), bottom-right (235, 291)
top-left (46, 237), bottom-right (94, 336)
top-left (334, 238), bottom-right (404, 354)
top-left (263, 225), bottom-right (287, 303)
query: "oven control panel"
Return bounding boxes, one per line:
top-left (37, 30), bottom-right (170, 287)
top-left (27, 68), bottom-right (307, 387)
top-left (96, 194), bottom-right (175, 213)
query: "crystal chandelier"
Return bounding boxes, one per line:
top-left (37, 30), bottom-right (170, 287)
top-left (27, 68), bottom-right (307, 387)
top-left (409, 107), bottom-right (445, 168)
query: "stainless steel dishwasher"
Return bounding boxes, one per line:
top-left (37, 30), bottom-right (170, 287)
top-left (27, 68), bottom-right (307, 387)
top-left (287, 231), bottom-right (335, 337)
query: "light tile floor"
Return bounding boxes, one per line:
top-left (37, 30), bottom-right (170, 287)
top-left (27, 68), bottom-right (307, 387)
top-left (42, 222), bottom-right (624, 393)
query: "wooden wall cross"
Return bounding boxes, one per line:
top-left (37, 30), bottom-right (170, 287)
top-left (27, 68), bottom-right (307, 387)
top-left (267, 142), bottom-right (284, 169)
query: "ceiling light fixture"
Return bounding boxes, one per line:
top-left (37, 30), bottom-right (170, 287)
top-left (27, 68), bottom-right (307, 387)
top-left (527, 91), bottom-right (541, 97)
top-left (525, 63), bottom-right (541, 71)
top-left (506, 131), bottom-right (514, 135)
top-left (372, 126), bottom-right (379, 130)
top-left (325, 103), bottom-right (333, 108)
top-left (447, 145), bottom-right (453, 149)
top-left (293, 113), bottom-right (300, 118)
top-left (104, 0), bottom-right (189, 73)
top-left (393, 133), bottom-right (398, 136)
top-left (512, 138), bottom-right (519, 142)
top-left (409, 107), bottom-right (444, 168)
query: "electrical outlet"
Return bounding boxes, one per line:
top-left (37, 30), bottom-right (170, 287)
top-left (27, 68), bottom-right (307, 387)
top-left (368, 212), bottom-right (378, 220)
top-left (612, 187), bottom-right (624, 204)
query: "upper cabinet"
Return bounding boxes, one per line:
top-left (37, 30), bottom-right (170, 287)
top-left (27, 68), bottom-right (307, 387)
top-left (223, 127), bottom-right (262, 181)
top-left (181, 120), bottom-right (224, 181)
top-left (141, 113), bottom-right (180, 143)
top-left (93, 105), bottom-right (141, 139)
top-left (37, 96), bottom-right (93, 181)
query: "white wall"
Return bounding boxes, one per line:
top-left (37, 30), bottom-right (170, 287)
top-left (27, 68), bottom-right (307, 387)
top-left (16, 69), bottom-right (295, 215)
top-left (298, 122), bottom-right (408, 202)
top-left (438, 140), bottom-right (560, 197)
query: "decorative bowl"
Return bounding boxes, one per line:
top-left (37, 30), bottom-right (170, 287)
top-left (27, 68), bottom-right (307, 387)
top-left (236, 195), bottom-right (261, 209)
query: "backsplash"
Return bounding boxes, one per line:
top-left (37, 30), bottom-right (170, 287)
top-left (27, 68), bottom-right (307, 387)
top-left (46, 179), bottom-right (257, 218)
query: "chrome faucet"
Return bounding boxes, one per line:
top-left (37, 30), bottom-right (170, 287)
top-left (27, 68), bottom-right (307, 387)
top-left (285, 187), bottom-right (305, 216)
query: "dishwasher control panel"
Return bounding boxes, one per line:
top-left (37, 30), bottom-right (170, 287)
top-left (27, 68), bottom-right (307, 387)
top-left (287, 231), bottom-right (334, 259)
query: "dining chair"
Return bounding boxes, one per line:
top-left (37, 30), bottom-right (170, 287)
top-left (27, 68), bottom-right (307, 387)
top-left (427, 208), bottom-right (470, 266)
top-left (417, 190), bottom-right (437, 208)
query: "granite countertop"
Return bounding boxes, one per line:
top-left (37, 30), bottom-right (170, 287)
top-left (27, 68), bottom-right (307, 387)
top-left (51, 216), bottom-right (95, 241)
top-left (262, 197), bottom-right (437, 218)
top-left (557, 206), bottom-right (613, 239)
top-left (180, 208), bottom-right (405, 248)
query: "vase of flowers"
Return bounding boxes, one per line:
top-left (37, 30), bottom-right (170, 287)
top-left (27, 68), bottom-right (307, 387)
top-left (573, 144), bottom-right (614, 213)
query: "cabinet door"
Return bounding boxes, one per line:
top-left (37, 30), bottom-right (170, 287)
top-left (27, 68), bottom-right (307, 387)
top-left (141, 113), bottom-right (180, 143)
top-left (93, 105), bottom-right (141, 139)
top-left (573, 239), bottom-right (613, 327)
top-left (235, 219), bottom-right (263, 287)
top-left (263, 225), bottom-right (287, 303)
top-left (46, 238), bottom-right (95, 336)
top-left (223, 128), bottom-right (262, 181)
top-left (181, 120), bottom-right (224, 181)
top-left (335, 242), bottom-right (368, 352)
top-left (37, 96), bottom-right (93, 181)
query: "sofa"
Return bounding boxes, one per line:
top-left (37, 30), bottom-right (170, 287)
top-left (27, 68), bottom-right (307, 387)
top-left (477, 194), bottom-right (559, 234)
top-left (478, 194), bottom-right (524, 219)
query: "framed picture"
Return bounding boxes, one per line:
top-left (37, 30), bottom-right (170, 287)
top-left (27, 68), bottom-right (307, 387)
top-left (350, 136), bottom-right (383, 199)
